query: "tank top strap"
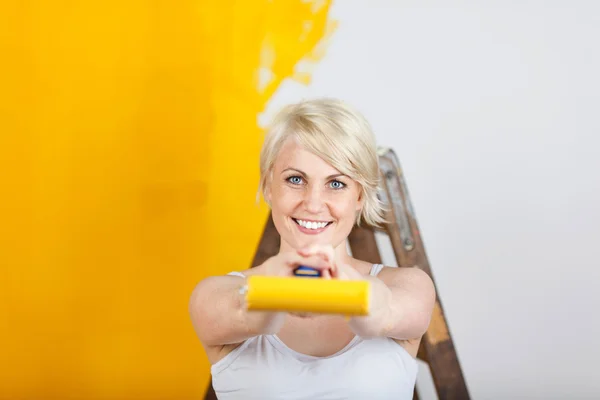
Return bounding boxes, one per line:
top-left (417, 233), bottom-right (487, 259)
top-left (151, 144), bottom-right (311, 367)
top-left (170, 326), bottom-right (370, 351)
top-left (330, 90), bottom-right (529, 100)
top-left (227, 271), bottom-right (246, 278)
top-left (369, 263), bottom-right (385, 276)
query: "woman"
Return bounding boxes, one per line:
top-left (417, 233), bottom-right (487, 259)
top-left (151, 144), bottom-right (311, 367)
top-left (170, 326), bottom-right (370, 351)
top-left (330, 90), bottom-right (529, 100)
top-left (189, 98), bottom-right (436, 399)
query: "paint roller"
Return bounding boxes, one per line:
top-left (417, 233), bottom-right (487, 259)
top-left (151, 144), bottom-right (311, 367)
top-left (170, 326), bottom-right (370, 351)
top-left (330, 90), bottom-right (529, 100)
top-left (240, 266), bottom-right (371, 316)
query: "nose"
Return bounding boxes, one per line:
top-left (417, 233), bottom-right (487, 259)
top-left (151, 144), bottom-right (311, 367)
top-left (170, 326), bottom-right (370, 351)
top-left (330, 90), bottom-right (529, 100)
top-left (303, 185), bottom-right (325, 214)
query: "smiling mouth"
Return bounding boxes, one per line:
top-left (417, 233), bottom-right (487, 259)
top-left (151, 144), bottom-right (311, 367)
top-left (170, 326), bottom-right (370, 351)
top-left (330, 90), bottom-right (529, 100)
top-left (292, 218), bottom-right (333, 230)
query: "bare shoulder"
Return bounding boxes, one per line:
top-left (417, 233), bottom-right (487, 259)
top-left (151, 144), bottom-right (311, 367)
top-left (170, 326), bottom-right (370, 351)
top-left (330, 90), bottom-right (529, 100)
top-left (188, 274), bottom-right (239, 323)
top-left (188, 272), bottom-right (249, 363)
top-left (377, 266), bottom-right (437, 329)
top-left (188, 267), bottom-right (258, 299)
top-left (188, 267), bottom-right (258, 313)
top-left (378, 265), bottom-right (435, 295)
top-left (187, 272), bottom-right (248, 338)
top-left (377, 266), bottom-right (436, 356)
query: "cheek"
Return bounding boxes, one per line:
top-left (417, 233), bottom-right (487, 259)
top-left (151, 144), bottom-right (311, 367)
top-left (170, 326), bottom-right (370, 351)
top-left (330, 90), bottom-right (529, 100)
top-left (330, 194), bottom-right (360, 219)
top-left (271, 186), bottom-right (302, 211)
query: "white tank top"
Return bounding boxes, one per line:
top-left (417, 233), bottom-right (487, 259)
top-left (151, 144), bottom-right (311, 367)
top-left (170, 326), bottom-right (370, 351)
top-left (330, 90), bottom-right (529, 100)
top-left (210, 264), bottom-right (418, 399)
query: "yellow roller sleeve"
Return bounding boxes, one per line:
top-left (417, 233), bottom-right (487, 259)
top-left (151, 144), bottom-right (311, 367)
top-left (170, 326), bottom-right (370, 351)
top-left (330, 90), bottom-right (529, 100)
top-left (246, 276), bottom-right (371, 316)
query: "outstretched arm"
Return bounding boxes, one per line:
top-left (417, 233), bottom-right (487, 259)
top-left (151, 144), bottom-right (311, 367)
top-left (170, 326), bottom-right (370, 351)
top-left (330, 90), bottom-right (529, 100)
top-left (189, 251), bottom-right (331, 347)
top-left (296, 244), bottom-right (436, 340)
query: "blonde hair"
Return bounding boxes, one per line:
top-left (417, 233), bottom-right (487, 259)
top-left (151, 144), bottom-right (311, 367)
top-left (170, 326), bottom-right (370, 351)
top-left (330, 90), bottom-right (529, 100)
top-left (259, 98), bottom-right (386, 227)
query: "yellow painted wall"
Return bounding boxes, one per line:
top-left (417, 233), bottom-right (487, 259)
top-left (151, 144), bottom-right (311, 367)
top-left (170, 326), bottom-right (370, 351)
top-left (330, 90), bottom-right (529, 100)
top-left (0, 1), bottom-right (334, 398)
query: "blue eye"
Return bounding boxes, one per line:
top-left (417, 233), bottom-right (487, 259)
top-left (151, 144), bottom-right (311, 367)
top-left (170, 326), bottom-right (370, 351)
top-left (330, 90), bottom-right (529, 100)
top-left (288, 176), bottom-right (303, 185)
top-left (330, 180), bottom-right (346, 189)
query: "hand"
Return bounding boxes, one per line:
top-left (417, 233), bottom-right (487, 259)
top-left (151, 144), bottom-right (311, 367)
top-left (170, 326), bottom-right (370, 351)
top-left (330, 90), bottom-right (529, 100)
top-left (294, 244), bottom-right (367, 319)
top-left (258, 249), bottom-right (333, 279)
top-left (256, 249), bottom-right (335, 319)
top-left (296, 244), bottom-right (364, 281)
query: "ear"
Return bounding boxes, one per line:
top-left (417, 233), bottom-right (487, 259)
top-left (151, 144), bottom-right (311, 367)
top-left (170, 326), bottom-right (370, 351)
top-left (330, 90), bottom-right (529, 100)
top-left (265, 184), bottom-right (272, 205)
top-left (264, 174), bottom-right (273, 205)
top-left (355, 188), bottom-right (365, 212)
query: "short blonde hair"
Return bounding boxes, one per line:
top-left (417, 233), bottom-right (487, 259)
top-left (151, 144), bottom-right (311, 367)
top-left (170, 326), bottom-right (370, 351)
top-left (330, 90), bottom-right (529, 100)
top-left (259, 98), bottom-right (386, 227)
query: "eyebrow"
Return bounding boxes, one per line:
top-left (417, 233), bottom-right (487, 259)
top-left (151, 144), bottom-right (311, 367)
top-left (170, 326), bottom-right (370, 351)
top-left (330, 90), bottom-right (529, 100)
top-left (282, 167), bottom-right (346, 180)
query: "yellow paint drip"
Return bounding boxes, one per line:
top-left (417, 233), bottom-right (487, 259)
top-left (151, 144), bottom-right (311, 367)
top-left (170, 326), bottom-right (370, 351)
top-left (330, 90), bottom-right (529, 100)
top-left (246, 276), bottom-right (371, 316)
top-left (0, 1), bottom-right (335, 399)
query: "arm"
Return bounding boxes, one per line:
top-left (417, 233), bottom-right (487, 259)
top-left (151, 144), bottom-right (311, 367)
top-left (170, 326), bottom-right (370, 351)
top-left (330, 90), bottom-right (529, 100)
top-left (295, 245), bottom-right (436, 339)
top-left (188, 251), bottom-right (329, 346)
top-left (348, 266), bottom-right (436, 340)
top-left (188, 267), bottom-right (285, 347)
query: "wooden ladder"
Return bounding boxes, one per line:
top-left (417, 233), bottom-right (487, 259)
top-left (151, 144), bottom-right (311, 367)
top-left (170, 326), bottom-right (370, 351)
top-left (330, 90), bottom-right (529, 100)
top-left (204, 147), bottom-right (470, 400)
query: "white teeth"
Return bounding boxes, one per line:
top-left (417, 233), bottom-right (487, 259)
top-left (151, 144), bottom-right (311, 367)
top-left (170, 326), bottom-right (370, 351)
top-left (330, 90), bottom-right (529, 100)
top-left (296, 219), bottom-right (329, 230)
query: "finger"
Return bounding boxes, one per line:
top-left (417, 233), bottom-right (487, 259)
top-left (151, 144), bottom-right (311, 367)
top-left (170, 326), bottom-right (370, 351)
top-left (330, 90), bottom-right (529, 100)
top-left (285, 254), bottom-right (330, 270)
top-left (330, 262), bottom-right (353, 279)
top-left (297, 247), bottom-right (337, 276)
top-left (329, 265), bottom-right (340, 279)
top-left (302, 244), bottom-right (334, 262)
top-left (298, 245), bottom-right (335, 264)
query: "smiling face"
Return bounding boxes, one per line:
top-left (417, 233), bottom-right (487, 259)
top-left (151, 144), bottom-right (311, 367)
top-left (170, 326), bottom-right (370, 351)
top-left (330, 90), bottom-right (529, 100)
top-left (265, 138), bottom-right (364, 252)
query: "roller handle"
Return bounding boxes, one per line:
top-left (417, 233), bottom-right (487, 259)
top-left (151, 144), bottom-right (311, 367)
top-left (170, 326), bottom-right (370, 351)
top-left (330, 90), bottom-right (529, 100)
top-left (293, 265), bottom-right (322, 278)
top-left (239, 266), bottom-right (322, 296)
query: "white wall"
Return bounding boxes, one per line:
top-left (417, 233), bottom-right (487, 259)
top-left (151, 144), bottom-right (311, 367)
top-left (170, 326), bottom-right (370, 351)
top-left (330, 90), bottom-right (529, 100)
top-left (263, 1), bottom-right (600, 399)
